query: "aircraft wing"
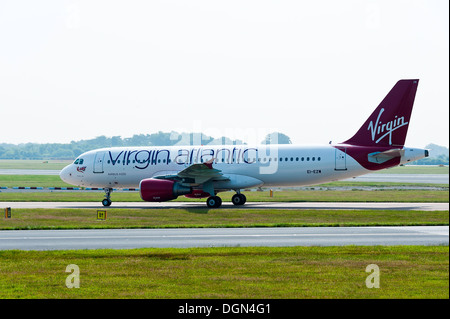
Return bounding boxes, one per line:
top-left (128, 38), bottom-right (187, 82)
top-left (177, 163), bottom-right (224, 184)
top-left (368, 149), bottom-right (405, 164)
top-left (152, 159), bottom-right (228, 185)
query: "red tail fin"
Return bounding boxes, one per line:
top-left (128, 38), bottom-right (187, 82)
top-left (343, 79), bottom-right (419, 147)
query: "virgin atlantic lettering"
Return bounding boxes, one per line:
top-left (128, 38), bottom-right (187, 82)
top-left (107, 147), bottom-right (259, 169)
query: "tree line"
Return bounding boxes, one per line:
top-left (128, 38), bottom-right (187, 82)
top-left (0, 131), bottom-right (291, 160)
top-left (0, 132), bottom-right (447, 165)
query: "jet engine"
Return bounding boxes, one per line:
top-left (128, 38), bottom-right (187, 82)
top-left (139, 178), bottom-right (191, 202)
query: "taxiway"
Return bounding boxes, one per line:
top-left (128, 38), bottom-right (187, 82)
top-left (0, 226), bottom-right (447, 250)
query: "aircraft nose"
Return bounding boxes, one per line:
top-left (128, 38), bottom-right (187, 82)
top-left (59, 165), bottom-right (73, 184)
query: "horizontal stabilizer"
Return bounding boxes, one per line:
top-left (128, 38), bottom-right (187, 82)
top-left (367, 149), bottom-right (405, 164)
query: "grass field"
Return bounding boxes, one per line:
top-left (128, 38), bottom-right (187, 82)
top-left (0, 160), bottom-right (448, 173)
top-left (0, 160), bottom-right (71, 170)
top-left (0, 246), bottom-right (447, 299)
top-left (0, 175), bottom-right (69, 188)
top-left (1, 161), bottom-right (447, 300)
top-left (1, 174), bottom-right (449, 189)
top-left (0, 208), bottom-right (448, 230)
top-left (1, 188), bottom-right (448, 203)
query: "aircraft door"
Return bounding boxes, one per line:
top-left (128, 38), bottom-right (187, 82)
top-left (93, 151), bottom-right (107, 173)
top-left (335, 148), bottom-right (347, 171)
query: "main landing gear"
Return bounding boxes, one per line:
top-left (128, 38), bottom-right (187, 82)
top-left (231, 193), bottom-right (247, 206)
top-left (206, 192), bottom-right (247, 208)
top-left (102, 187), bottom-right (113, 206)
top-left (206, 196), bottom-right (222, 208)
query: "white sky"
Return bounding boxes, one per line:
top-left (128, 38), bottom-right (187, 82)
top-left (0, 0), bottom-right (448, 148)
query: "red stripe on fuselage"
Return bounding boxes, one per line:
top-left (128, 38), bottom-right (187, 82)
top-left (333, 145), bottom-right (401, 171)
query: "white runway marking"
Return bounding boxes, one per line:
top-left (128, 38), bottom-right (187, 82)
top-left (1, 226), bottom-right (448, 250)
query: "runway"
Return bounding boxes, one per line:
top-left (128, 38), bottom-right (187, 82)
top-left (345, 173), bottom-right (449, 184)
top-left (2, 201), bottom-right (448, 211)
top-left (0, 226), bottom-right (447, 250)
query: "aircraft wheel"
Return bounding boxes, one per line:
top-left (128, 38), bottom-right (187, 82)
top-left (206, 196), bottom-right (222, 208)
top-left (102, 199), bottom-right (112, 207)
top-left (232, 194), bottom-right (246, 206)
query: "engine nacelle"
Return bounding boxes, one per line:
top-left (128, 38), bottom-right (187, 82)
top-left (139, 178), bottom-right (191, 202)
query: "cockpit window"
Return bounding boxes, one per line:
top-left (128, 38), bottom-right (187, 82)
top-left (74, 158), bottom-right (84, 165)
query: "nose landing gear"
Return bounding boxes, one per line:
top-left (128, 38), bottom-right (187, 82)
top-left (102, 188), bottom-right (113, 206)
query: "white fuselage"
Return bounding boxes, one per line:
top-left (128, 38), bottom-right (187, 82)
top-left (60, 144), bottom-right (380, 191)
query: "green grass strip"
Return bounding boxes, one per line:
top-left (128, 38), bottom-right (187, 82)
top-left (0, 208), bottom-right (447, 230)
top-left (0, 246), bottom-right (447, 299)
top-left (1, 189), bottom-right (448, 202)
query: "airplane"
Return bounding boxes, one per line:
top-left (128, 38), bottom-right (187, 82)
top-left (60, 79), bottom-right (428, 208)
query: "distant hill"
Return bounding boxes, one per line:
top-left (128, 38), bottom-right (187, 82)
top-left (425, 143), bottom-right (449, 158)
top-left (413, 144), bottom-right (449, 165)
top-left (0, 131), bottom-right (247, 160)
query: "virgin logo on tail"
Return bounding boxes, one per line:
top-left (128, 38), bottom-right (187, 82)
top-left (367, 108), bottom-right (408, 145)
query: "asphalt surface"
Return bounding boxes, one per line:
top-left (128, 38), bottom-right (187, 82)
top-left (0, 226), bottom-right (447, 250)
top-left (0, 169), bottom-right (60, 175)
top-left (2, 201), bottom-right (448, 210)
top-left (344, 173), bottom-right (449, 184)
